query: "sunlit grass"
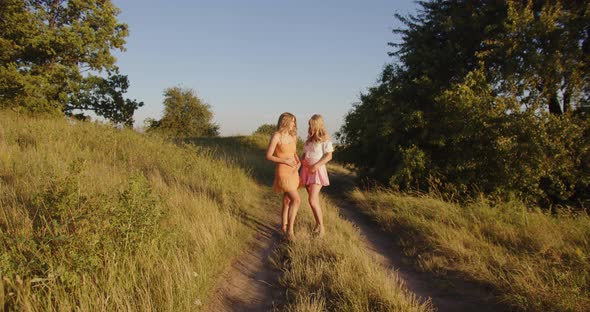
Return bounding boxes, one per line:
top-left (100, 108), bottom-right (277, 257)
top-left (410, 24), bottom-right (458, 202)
top-left (0, 111), bottom-right (260, 310)
top-left (192, 133), bottom-right (432, 311)
top-left (350, 188), bottom-right (590, 312)
top-left (1, 114), bottom-right (439, 311)
top-left (273, 190), bottom-right (432, 312)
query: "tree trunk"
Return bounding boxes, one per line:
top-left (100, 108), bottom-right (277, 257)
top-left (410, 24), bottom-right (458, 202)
top-left (563, 89), bottom-right (570, 113)
top-left (48, 0), bottom-right (61, 30)
top-left (548, 92), bottom-right (563, 115)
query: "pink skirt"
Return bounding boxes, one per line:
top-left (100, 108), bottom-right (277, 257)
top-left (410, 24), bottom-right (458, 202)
top-left (300, 164), bottom-right (330, 187)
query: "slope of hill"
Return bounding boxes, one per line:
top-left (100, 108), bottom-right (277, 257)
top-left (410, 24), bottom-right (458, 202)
top-left (0, 112), bottom-right (262, 310)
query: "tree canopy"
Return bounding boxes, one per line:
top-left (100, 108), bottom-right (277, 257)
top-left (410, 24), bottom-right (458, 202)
top-left (338, 0), bottom-right (590, 208)
top-left (0, 0), bottom-right (142, 125)
top-left (148, 87), bottom-right (219, 138)
top-left (253, 124), bottom-right (276, 136)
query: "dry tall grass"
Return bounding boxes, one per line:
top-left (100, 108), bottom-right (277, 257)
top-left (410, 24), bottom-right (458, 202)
top-left (1, 115), bottom-right (459, 311)
top-left (350, 189), bottom-right (590, 311)
top-left (273, 193), bottom-right (433, 312)
top-left (0, 112), bottom-right (261, 311)
top-left (219, 134), bottom-right (433, 312)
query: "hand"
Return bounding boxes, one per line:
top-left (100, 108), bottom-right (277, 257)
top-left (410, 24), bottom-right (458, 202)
top-left (309, 164), bottom-right (319, 173)
top-left (284, 158), bottom-right (297, 167)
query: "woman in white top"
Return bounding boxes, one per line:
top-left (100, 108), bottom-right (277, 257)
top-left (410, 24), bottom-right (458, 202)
top-left (300, 114), bottom-right (334, 237)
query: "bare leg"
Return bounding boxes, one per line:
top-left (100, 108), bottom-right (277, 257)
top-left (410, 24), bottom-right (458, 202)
top-left (284, 189), bottom-right (301, 240)
top-left (281, 194), bottom-right (290, 234)
top-left (306, 184), bottom-right (324, 236)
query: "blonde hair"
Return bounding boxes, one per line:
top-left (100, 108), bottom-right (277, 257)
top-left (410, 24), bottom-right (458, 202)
top-left (276, 112), bottom-right (297, 137)
top-left (307, 114), bottom-right (329, 143)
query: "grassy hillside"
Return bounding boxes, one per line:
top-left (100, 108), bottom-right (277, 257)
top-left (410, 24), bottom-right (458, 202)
top-left (0, 114), bottom-right (432, 312)
top-left (0, 112), bottom-right (263, 310)
top-left (350, 189), bottom-right (590, 311)
top-left (1, 113), bottom-right (463, 312)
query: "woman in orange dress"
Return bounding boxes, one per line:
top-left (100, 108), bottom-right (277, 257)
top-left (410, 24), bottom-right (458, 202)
top-left (265, 112), bottom-right (301, 240)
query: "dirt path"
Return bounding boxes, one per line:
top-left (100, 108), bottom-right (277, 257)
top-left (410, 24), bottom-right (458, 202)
top-left (203, 145), bottom-right (507, 312)
top-left (326, 170), bottom-right (508, 312)
top-left (196, 136), bottom-right (287, 312)
top-left (204, 210), bottom-right (284, 312)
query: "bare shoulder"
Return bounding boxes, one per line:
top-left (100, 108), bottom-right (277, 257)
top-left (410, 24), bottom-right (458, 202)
top-left (270, 132), bottom-right (281, 141)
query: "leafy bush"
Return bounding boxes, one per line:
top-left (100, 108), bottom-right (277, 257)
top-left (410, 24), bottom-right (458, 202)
top-left (252, 123), bottom-right (275, 136)
top-left (147, 87), bottom-right (219, 137)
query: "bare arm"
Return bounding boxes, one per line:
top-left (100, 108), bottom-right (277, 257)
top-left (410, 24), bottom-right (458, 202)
top-left (310, 152), bottom-right (333, 168)
top-left (300, 152), bottom-right (306, 165)
top-left (295, 151), bottom-right (301, 170)
top-left (309, 152), bottom-right (333, 173)
top-left (265, 133), bottom-right (297, 166)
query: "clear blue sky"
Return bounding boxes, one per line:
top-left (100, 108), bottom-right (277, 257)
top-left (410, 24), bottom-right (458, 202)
top-left (111, 0), bottom-right (419, 139)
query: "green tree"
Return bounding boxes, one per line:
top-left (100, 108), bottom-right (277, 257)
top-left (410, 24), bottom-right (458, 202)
top-left (67, 68), bottom-right (143, 127)
top-left (0, 0), bottom-right (140, 124)
top-left (253, 123), bottom-right (276, 136)
top-left (338, 0), bottom-right (590, 208)
top-left (479, 0), bottom-right (590, 115)
top-left (149, 87), bottom-right (219, 137)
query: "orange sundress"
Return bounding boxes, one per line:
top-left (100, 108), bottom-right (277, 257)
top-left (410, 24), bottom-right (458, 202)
top-left (272, 139), bottom-right (300, 193)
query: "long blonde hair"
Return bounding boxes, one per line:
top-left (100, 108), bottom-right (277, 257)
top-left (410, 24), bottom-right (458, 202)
top-left (276, 112), bottom-right (297, 137)
top-left (307, 114), bottom-right (328, 143)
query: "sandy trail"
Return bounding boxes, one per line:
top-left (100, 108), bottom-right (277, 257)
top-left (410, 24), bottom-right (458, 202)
top-left (204, 211), bottom-right (284, 312)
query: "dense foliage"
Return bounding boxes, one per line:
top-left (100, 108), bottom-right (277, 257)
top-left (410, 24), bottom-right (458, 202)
top-left (253, 123), bottom-right (276, 136)
top-left (147, 87), bottom-right (220, 137)
top-left (337, 0), bottom-right (590, 208)
top-left (0, 0), bottom-right (142, 125)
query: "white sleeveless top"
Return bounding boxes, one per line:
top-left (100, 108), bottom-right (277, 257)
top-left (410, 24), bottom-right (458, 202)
top-left (303, 140), bottom-right (334, 162)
